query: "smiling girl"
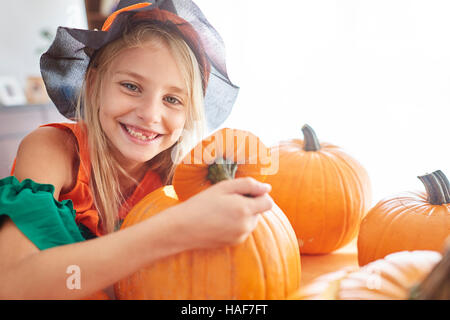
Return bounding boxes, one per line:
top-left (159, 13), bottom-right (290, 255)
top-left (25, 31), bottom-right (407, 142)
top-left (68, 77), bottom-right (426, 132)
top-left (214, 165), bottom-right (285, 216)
top-left (0, 1), bottom-right (273, 299)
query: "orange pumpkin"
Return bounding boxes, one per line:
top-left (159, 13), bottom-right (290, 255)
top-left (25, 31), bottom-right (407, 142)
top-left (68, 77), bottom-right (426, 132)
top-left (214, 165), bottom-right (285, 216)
top-left (172, 127), bottom-right (274, 201)
top-left (357, 170), bottom-right (450, 266)
top-left (289, 248), bottom-right (448, 300)
top-left (115, 128), bottom-right (301, 299)
top-left (265, 124), bottom-right (372, 254)
top-left (114, 185), bottom-right (301, 299)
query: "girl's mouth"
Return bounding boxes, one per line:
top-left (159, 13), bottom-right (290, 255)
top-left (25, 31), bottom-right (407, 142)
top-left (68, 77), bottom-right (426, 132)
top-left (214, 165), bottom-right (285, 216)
top-left (120, 122), bottom-right (162, 144)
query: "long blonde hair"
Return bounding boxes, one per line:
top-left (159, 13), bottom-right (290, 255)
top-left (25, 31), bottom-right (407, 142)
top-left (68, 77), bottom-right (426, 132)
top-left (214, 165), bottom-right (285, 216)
top-left (75, 22), bottom-right (206, 234)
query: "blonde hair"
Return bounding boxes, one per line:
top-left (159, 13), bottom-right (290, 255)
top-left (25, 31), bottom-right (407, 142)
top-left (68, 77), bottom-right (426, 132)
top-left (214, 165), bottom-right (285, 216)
top-left (75, 22), bottom-right (206, 234)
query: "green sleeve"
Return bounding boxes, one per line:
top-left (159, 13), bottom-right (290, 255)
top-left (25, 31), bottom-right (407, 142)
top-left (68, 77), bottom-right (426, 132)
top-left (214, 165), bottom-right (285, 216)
top-left (0, 176), bottom-right (85, 250)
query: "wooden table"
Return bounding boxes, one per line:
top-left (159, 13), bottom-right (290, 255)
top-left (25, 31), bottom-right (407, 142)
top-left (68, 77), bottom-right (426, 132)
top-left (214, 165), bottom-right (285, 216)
top-left (300, 239), bottom-right (359, 286)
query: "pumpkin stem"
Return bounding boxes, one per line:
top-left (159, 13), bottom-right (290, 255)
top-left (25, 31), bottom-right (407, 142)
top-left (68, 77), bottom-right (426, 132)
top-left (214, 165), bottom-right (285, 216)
top-left (207, 158), bottom-right (238, 184)
top-left (417, 172), bottom-right (447, 205)
top-left (409, 241), bottom-right (450, 300)
top-left (433, 170), bottom-right (450, 203)
top-left (302, 124), bottom-right (321, 151)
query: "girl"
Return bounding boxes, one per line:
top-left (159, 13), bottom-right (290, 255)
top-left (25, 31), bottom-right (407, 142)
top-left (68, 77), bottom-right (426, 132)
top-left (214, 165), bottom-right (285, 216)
top-left (0, 1), bottom-right (273, 299)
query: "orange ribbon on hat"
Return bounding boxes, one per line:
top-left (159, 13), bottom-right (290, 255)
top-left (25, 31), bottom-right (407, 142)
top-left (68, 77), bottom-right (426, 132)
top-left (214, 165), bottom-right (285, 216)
top-left (102, 2), bottom-right (152, 31)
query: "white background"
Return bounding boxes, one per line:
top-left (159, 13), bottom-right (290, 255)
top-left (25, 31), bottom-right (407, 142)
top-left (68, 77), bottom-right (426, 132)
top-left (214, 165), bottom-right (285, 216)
top-left (1, 0), bottom-right (449, 205)
top-left (196, 0), bottom-right (450, 205)
top-left (0, 0), bottom-right (88, 86)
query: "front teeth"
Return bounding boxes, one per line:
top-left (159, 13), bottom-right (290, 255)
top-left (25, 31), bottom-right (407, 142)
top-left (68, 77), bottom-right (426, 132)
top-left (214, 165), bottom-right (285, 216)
top-left (125, 125), bottom-right (158, 141)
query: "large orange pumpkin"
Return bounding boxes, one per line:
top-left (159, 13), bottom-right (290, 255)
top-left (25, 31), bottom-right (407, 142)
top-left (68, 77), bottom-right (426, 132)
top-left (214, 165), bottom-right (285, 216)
top-left (357, 170), bottom-right (450, 266)
top-left (115, 128), bottom-right (301, 299)
top-left (114, 185), bottom-right (301, 299)
top-left (265, 124), bottom-right (372, 254)
top-left (289, 248), bottom-right (448, 300)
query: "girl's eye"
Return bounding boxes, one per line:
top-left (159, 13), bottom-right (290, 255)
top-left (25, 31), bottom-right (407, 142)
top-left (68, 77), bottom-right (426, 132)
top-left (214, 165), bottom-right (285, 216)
top-left (121, 83), bottom-right (139, 92)
top-left (165, 96), bottom-right (181, 105)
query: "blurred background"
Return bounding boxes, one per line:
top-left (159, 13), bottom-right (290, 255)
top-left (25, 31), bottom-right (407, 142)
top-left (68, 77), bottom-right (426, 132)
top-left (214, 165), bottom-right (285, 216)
top-left (0, 0), bottom-right (449, 205)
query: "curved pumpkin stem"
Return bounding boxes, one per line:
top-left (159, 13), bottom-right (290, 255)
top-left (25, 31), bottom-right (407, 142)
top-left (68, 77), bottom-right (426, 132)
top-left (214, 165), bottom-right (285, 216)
top-left (409, 241), bottom-right (450, 300)
top-left (417, 172), bottom-right (447, 205)
top-left (433, 170), bottom-right (450, 203)
top-left (207, 158), bottom-right (238, 184)
top-left (302, 124), bottom-right (321, 151)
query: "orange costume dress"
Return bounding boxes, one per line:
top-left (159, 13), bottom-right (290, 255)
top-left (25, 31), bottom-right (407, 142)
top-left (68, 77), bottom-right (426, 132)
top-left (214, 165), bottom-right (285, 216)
top-left (10, 122), bottom-right (163, 238)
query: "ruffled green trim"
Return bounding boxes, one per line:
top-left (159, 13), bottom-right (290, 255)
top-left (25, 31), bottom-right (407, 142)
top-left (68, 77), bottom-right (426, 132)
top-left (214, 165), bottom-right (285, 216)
top-left (0, 176), bottom-right (85, 250)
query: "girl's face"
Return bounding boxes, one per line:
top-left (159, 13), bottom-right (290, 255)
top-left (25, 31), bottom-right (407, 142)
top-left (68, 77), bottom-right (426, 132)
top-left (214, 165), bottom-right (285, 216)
top-left (97, 41), bottom-right (187, 170)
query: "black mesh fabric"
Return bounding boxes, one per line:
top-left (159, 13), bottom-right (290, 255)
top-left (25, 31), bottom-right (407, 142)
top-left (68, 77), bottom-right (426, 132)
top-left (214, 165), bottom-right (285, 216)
top-left (40, 0), bottom-right (239, 132)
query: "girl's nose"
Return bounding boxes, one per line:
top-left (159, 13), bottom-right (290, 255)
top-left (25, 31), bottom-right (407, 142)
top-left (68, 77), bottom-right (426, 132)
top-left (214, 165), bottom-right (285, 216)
top-left (135, 94), bottom-right (162, 124)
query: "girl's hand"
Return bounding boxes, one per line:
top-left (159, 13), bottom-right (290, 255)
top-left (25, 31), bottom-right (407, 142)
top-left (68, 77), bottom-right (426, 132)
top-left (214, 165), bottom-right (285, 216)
top-left (171, 177), bottom-right (274, 250)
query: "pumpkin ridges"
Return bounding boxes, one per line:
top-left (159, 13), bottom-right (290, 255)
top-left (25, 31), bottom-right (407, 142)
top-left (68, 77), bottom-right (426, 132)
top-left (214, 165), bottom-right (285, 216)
top-left (357, 201), bottom-right (389, 266)
top-left (306, 149), bottom-right (360, 252)
top-left (344, 271), bottom-right (405, 299)
top-left (364, 258), bottom-right (417, 295)
top-left (291, 267), bottom-right (355, 300)
top-left (292, 250), bottom-right (442, 300)
top-left (383, 204), bottom-right (426, 253)
top-left (191, 249), bottom-right (205, 299)
top-left (359, 201), bottom-right (414, 266)
top-left (270, 144), bottom-right (313, 250)
top-left (271, 203), bottom-right (302, 292)
top-left (185, 250), bottom-right (193, 299)
top-left (264, 193), bottom-right (302, 288)
top-left (260, 209), bottom-right (292, 297)
top-left (262, 207), bottom-right (299, 298)
top-left (360, 198), bottom-right (405, 264)
top-left (231, 232), bottom-right (267, 299)
top-left (358, 171), bottom-right (449, 266)
top-left (203, 247), bottom-right (232, 299)
top-left (248, 225), bottom-right (269, 299)
top-left (314, 151), bottom-right (328, 253)
top-left (225, 246), bottom-right (233, 299)
top-left (327, 147), bottom-right (372, 216)
top-left (358, 190), bottom-right (450, 266)
top-left (292, 151), bottom-right (314, 249)
top-left (179, 251), bottom-right (192, 299)
top-left (285, 150), bottom-right (304, 249)
top-left (325, 148), bottom-right (371, 200)
top-left (267, 127), bottom-right (371, 254)
top-left (323, 148), bottom-right (371, 249)
top-left (251, 213), bottom-right (285, 299)
top-left (318, 150), bottom-right (350, 253)
top-left (266, 205), bottom-right (301, 297)
top-left (287, 146), bottom-right (310, 247)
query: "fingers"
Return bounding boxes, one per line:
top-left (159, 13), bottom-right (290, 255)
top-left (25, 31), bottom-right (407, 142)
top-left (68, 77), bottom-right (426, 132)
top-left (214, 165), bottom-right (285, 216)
top-left (218, 177), bottom-right (272, 197)
top-left (247, 193), bottom-right (274, 215)
top-left (215, 177), bottom-right (274, 215)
